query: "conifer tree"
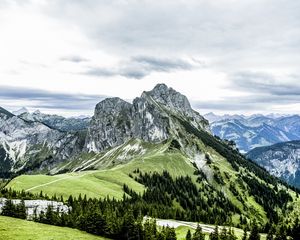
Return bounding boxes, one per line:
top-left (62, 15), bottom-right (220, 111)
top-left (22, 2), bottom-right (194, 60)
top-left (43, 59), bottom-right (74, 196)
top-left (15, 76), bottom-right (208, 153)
top-left (248, 221), bottom-right (260, 240)
top-left (16, 199), bottom-right (26, 219)
top-left (186, 229), bottom-right (192, 240)
top-left (193, 224), bottom-right (205, 240)
top-left (165, 226), bottom-right (177, 240)
top-left (274, 226), bottom-right (287, 240)
top-left (220, 227), bottom-right (227, 240)
top-left (210, 226), bottom-right (219, 240)
top-left (228, 227), bottom-right (237, 240)
top-left (1, 199), bottom-right (15, 217)
top-left (266, 226), bottom-right (275, 240)
top-left (242, 228), bottom-right (248, 240)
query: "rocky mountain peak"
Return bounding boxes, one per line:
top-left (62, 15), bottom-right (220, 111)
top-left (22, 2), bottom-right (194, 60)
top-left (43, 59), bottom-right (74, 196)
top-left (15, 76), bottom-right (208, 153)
top-left (142, 83), bottom-right (192, 114)
top-left (12, 107), bottom-right (29, 116)
top-left (94, 97), bottom-right (132, 117)
top-left (85, 84), bottom-right (210, 153)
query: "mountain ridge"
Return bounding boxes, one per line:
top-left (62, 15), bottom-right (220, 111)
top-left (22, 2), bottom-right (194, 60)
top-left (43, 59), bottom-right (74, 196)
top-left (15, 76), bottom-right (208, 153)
top-left (207, 113), bottom-right (300, 152)
top-left (247, 140), bottom-right (300, 188)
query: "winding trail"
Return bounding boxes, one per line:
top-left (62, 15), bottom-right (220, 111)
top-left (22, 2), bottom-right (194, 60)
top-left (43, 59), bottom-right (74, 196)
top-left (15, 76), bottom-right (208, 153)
top-left (24, 171), bottom-right (96, 192)
top-left (25, 176), bottom-right (74, 192)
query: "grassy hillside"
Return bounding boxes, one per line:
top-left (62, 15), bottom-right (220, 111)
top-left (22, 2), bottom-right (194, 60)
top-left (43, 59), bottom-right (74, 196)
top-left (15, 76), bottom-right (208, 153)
top-left (0, 216), bottom-right (108, 240)
top-left (7, 150), bottom-right (194, 200)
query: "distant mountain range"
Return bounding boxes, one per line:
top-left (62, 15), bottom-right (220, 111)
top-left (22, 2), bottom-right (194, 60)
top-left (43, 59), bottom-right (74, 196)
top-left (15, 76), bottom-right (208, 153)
top-left (204, 112), bottom-right (300, 188)
top-left (18, 110), bottom-right (90, 132)
top-left (204, 113), bottom-right (300, 153)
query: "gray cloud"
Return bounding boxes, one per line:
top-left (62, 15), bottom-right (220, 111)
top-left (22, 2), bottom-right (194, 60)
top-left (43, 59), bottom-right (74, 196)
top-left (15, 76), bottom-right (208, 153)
top-left (132, 56), bottom-right (193, 72)
top-left (43, 1), bottom-right (300, 63)
top-left (0, 86), bottom-right (106, 111)
top-left (60, 55), bottom-right (89, 63)
top-left (231, 72), bottom-right (300, 96)
top-left (193, 93), bottom-right (300, 111)
top-left (1, 1), bottom-right (300, 114)
top-left (84, 55), bottom-right (196, 79)
top-left (193, 71), bottom-right (300, 112)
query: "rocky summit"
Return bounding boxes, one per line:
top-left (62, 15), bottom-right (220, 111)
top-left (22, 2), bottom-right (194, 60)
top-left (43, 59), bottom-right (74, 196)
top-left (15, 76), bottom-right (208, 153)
top-left (85, 83), bottom-right (209, 152)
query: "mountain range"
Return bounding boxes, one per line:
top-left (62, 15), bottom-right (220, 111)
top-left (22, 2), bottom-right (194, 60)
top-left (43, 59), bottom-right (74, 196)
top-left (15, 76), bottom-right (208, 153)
top-left (204, 113), bottom-right (300, 153)
top-left (1, 84), bottom-right (299, 233)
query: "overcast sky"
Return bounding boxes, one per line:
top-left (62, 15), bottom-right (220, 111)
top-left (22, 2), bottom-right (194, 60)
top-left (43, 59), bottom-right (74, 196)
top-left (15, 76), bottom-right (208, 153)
top-left (0, 0), bottom-right (300, 116)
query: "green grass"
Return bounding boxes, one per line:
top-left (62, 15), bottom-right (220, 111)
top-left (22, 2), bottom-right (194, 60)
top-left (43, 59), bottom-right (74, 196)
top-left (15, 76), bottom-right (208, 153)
top-left (8, 170), bottom-right (144, 200)
top-left (0, 216), bottom-right (108, 240)
top-left (7, 151), bottom-right (194, 200)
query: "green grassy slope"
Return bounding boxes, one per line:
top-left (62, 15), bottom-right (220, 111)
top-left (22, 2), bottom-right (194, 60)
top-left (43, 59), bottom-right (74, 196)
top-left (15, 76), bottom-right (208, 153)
top-left (0, 216), bottom-right (108, 240)
top-left (7, 150), bottom-right (195, 200)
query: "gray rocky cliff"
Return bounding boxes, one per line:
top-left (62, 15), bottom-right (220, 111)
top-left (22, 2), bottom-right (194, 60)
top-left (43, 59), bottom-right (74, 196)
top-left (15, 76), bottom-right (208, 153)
top-left (85, 84), bottom-right (209, 153)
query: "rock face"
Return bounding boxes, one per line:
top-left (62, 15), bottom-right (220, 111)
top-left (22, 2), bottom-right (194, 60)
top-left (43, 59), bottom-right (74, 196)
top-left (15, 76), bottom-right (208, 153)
top-left (246, 140), bottom-right (300, 188)
top-left (85, 97), bottom-right (133, 152)
top-left (0, 198), bottom-right (69, 220)
top-left (0, 108), bottom-right (84, 175)
top-left (85, 84), bottom-right (209, 152)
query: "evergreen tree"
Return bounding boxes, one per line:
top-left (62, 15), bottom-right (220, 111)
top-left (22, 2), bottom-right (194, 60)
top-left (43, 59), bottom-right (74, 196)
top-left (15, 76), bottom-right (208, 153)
top-left (15, 199), bottom-right (26, 219)
top-left (1, 199), bottom-right (15, 217)
top-left (193, 224), bottom-right (205, 240)
top-left (165, 226), bottom-right (177, 240)
top-left (122, 210), bottom-right (139, 240)
top-left (143, 219), bottom-right (158, 240)
top-left (228, 228), bottom-right (237, 240)
top-left (186, 229), bottom-right (192, 240)
top-left (291, 218), bottom-right (300, 240)
top-left (220, 227), bottom-right (227, 240)
top-left (242, 228), bottom-right (248, 240)
top-left (210, 226), bottom-right (219, 240)
top-left (266, 226), bottom-right (275, 240)
top-left (274, 226), bottom-right (287, 240)
top-left (248, 221), bottom-right (260, 240)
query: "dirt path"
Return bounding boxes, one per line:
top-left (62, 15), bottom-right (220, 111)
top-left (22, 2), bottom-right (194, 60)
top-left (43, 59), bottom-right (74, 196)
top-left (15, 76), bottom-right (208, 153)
top-left (25, 176), bottom-right (74, 192)
top-left (24, 171), bottom-right (96, 192)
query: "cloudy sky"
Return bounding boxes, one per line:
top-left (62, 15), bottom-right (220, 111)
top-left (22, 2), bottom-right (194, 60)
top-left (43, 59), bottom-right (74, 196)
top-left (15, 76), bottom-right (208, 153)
top-left (0, 0), bottom-right (300, 116)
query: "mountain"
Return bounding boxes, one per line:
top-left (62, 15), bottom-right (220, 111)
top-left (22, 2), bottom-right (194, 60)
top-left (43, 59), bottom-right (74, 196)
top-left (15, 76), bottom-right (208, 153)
top-left (85, 84), bottom-right (209, 153)
top-left (273, 115), bottom-right (300, 139)
top-left (0, 107), bottom-right (85, 176)
top-left (203, 112), bottom-right (245, 123)
top-left (19, 111), bottom-right (90, 132)
top-left (5, 84), bottom-right (300, 231)
top-left (247, 140), bottom-right (300, 188)
top-left (12, 107), bottom-right (29, 116)
top-left (208, 114), bottom-right (300, 152)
